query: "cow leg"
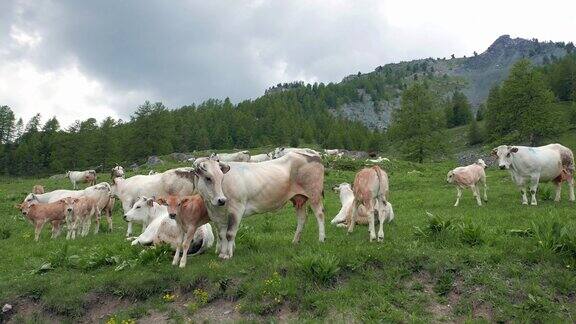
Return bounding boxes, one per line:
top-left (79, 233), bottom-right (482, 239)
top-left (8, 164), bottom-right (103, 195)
top-left (367, 200), bottom-right (377, 242)
top-left (529, 176), bottom-right (539, 206)
top-left (34, 221), bottom-right (46, 241)
top-left (106, 204), bottom-right (113, 231)
top-left (179, 226), bottom-right (196, 268)
top-left (480, 175), bottom-right (488, 202)
top-left (309, 200), bottom-right (326, 243)
top-left (377, 200), bottom-right (385, 242)
top-left (454, 187), bottom-right (462, 206)
top-left (471, 185), bottom-right (482, 206)
top-left (554, 180), bottom-right (562, 202)
top-left (172, 232), bottom-right (183, 266)
top-left (51, 220), bottom-right (62, 238)
top-left (347, 201), bottom-right (359, 234)
top-left (291, 195), bottom-right (308, 244)
top-left (93, 208), bottom-right (100, 234)
top-left (224, 213), bottom-right (241, 259)
top-left (215, 219), bottom-right (230, 259)
top-left (122, 199), bottom-right (134, 237)
top-left (567, 175), bottom-right (575, 202)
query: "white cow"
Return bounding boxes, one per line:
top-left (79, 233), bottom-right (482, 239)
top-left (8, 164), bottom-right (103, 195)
top-left (126, 197), bottom-right (214, 255)
top-left (176, 151), bottom-right (326, 259)
top-left (446, 159), bottom-right (488, 206)
top-left (66, 170), bottom-right (97, 189)
top-left (214, 151), bottom-right (250, 162)
top-left (270, 147), bottom-right (320, 159)
top-left (330, 183), bottom-right (355, 225)
top-left (111, 168), bottom-right (196, 236)
top-left (23, 182), bottom-right (113, 232)
top-left (493, 144), bottom-right (575, 205)
top-left (249, 153), bottom-right (272, 163)
top-left (367, 157), bottom-right (390, 164)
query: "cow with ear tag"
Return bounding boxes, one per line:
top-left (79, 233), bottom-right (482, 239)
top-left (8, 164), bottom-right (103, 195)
top-left (492, 144), bottom-right (575, 205)
top-left (176, 151), bottom-right (326, 259)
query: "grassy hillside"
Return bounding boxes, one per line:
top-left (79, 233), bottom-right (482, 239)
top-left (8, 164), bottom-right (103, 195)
top-left (1, 158), bottom-right (575, 322)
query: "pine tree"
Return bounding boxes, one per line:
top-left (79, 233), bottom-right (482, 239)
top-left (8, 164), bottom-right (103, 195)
top-left (467, 118), bottom-right (483, 145)
top-left (388, 83), bottom-right (446, 163)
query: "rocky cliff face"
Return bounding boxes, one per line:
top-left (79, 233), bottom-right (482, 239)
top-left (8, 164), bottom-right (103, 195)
top-left (330, 35), bottom-right (569, 129)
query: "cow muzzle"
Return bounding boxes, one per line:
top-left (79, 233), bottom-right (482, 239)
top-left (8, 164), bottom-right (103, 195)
top-left (499, 165), bottom-right (507, 170)
top-left (123, 215), bottom-right (128, 222)
top-left (216, 197), bottom-right (227, 206)
top-left (169, 213), bottom-right (177, 219)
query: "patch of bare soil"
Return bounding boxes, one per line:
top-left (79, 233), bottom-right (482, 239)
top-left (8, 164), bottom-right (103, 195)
top-left (137, 310), bottom-right (170, 324)
top-left (6, 299), bottom-right (62, 324)
top-left (81, 293), bottom-right (133, 323)
top-left (188, 299), bottom-right (244, 322)
top-left (411, 271), bottom-right (455, 322)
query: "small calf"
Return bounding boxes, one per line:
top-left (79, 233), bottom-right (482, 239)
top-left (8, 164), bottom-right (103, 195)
top-left (16, 199), bottom-right (75, 241)
top-left (446, 159), bottom-right (488, 206)
top-left (32, 185), bottom-right (45, 194)
top-left (67, 196), bottom-right (99, 239)
top-left (157, 195), bottom-right (210, 268)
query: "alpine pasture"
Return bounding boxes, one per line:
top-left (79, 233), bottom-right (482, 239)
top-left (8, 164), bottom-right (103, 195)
top-left (1, 156), bottom-right (575, 322)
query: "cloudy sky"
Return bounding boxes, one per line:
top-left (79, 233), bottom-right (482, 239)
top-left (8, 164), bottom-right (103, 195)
top-left (1, 0), bottom-right (575, 127)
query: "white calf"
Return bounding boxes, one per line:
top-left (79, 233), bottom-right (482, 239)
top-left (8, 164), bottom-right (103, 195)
top-left (446, 159), bottom-right (488, 206)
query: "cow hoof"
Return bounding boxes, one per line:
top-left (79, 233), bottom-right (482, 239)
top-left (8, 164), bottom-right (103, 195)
top-left (219, 253), bottom-right (230, 260)
top-left (179, 263), bottom-right (186, 268)
top-left (377, 237), bottom-right (384, 242)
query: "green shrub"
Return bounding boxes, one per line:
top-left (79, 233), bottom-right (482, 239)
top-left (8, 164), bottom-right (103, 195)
top-left (294, 252), bottom-right (340, 285)
top-left (458, 223), bottom-right (484, 246)
top-left (414, 212), bottom-right (453, 238)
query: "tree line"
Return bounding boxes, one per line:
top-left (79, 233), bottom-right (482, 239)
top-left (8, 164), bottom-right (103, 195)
top-left (0, 88), bottom-right (384, 176)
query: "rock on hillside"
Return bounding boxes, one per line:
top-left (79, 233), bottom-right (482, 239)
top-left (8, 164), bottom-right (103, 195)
top-left (329, 35), bottom-right (570, 129)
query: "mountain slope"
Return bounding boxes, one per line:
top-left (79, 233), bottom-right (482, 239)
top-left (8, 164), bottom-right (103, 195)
top-left (296, 35), bottom-right (571, 129)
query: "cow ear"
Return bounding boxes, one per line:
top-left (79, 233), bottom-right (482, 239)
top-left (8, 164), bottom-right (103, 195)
top-left (147, 198), bottom-right (154, 207)
top-left (510, 147), bottom-right (519, 153)
top-left (219, 162), bottom-right (230, 174)
top-left (157, 197), bottom-right (167, 206)
top-left (490, 149), bottom-right (497, 156)
top-left (14, 203), bottom-right (21, 209)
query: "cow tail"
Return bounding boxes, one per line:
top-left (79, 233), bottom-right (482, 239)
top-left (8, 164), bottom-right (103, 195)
top-left (372, 166), bottom-right (386, 205)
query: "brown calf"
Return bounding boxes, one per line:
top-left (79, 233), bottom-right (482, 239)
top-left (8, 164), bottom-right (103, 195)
top-left (67, 196), bottom-right (98, 239)
top-left (157, 195), bottom-right (209, 268)
top-left (349, 165), bottom-right (390, 242)
top-left (16, 199), bottom-right (75, 241)
top-left (32, 185), bottom-right (45, 194)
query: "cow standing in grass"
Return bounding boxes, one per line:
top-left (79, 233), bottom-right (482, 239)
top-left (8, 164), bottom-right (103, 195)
top-left (349, 165), bottom-right (391, 242)
top-left (16, 199), bottom-right (75, 241)
top-left (446, 159), bottom-right (488, 206)
top-left (176, 151), bottom-right (326, 259)
top-left (493, 144), bottom-right (575, 205)
top-left (67, 170), bottom-right (97, 189)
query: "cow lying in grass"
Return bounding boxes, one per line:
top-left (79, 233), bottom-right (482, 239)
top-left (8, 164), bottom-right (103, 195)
top-left (126, 197), bottom-right (213, 262)
top-left (331, 182), bottom-right (394, 229)
top-left (446, 159), bottom-right (488, 206)
top-left (16, 199), bottom-right (75, 241)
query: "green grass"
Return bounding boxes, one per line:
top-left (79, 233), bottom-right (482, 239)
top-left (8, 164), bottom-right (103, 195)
top-left (0, 159), bottom-right (575, 322)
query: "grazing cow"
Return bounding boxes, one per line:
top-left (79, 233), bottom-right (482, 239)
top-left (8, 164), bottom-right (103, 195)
top-left (446, 159), bottom-right (488, 207)
top-left (126, 197), bottom-right (214, 256)
top-left (111, 165), bottom-right (125, 179)
top-left (213, 151), bottom-right (251, 162)
top-left (66, 170), bottom-right (97, 189)
top-left (349, 166), bottom-right (390, 242)
top-left (24, 182), bottom-right (114, 232)
top-left (64, 196), bottom-right (99, 239)
top-left (155, 195), bottom-right (211, 267)
top-left (249, 153), bottom-right (272, 163)
top-left (111, 168), bottom-right (196, 236)
top-left (16, 199), bottom-right (75, 241)
top-left (270, 147), bottom-right (320, 159)
top-left (176, 151), bottom-right (325, 259)
top-left (492, 144), bottom-right (575, 205)
top-left (32, 185), bottom-right (45, 194)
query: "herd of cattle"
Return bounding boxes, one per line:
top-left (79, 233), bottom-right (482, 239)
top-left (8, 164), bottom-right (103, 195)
top-left (14, 144), bottom-right (575, 267)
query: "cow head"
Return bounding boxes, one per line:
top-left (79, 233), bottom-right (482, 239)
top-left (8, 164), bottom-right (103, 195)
top-left (61, 197), bottom-right (77, 215)
top-left (157, 195), bottom-right (193, 220)
top-left (332, 183), bottom-right (351, 193)
top-left (124, 196), bottom-right (155, 222)
top-left (492, 145), bottom-right (519, 170)
top-left (23, 193), bottom-right (38, 204)
top-left (193, 156), bottom-right (230, 207)
top-left (476, 159), bottom-right (487, 169)
top-left (111, 165), bottom-right (125, 178)
top-left (16, 201), bottom-right (33, 216)
top-left (271, 147), bottom-right (285, 159)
